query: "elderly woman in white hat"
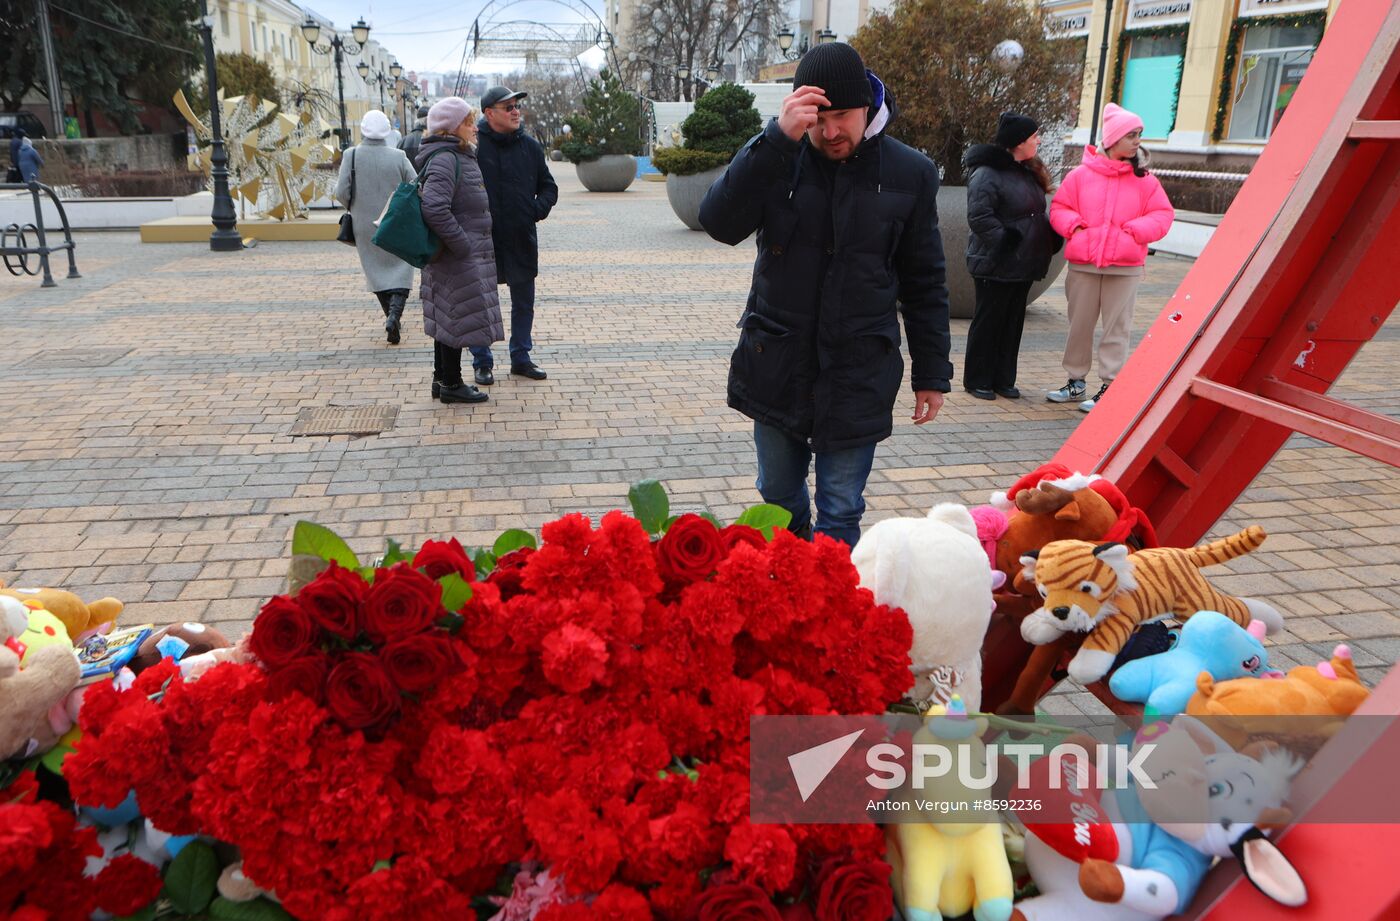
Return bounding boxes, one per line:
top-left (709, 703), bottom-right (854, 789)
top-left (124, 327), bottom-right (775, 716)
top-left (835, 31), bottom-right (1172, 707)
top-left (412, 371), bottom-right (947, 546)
top-left (334, 109), bottom-right (418, 344)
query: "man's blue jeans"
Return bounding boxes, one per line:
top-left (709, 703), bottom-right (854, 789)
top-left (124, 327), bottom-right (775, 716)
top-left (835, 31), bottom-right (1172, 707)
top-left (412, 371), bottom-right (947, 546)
top-left (470, 277), bottom-right (535, 369)
top-left (753, 421), bottom-right (877, 549)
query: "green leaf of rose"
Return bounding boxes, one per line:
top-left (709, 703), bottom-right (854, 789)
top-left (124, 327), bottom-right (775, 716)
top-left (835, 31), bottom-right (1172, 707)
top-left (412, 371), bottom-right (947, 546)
top-left (471, 548), bottom-right (497, 579)
top-left (208, 896), bottom-right (296, 921)
top-left (628, 479), bottom-right (669, 534)
top-left (290, 521), bottom-right (360, 569)
top-left (438, 573), bottom-right (474, 613)
top-left (735, 504), bottom-right (792, 539)
top-left (162, 839), bottom-right (220, 915)
top-left (492, 529), bottom-right (537, 557)
top-left (381, 537), bottom-right (410, 567)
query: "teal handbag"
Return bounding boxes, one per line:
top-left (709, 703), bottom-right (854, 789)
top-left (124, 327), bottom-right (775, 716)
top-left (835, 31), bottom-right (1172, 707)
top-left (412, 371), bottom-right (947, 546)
top-left (371, 149), bottom-right (461, 269)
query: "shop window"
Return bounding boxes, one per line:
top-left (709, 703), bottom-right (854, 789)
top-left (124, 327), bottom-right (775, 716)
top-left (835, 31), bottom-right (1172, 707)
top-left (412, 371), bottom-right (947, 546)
top-left (1227, 22), bottom-right (1323, 141)
top-left (219, 9), bottom-right (228, 36)
top-left (1120, 33), bottom-right (1186, 138)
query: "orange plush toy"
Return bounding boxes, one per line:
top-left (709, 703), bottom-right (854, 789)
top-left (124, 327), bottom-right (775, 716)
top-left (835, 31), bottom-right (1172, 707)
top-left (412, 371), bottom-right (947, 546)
top-left (979, 464), bottom-right (1159, 715)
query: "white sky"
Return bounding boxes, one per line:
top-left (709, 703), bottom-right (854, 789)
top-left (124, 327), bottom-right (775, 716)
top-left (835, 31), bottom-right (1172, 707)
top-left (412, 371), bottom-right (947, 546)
top-left (306, 0), bottom-right (608, 75)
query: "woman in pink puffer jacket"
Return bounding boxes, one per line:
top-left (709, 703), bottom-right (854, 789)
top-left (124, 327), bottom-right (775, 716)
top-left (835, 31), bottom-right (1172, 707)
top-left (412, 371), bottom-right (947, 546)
top-left (1046, 103), bottom-right (1174, 412)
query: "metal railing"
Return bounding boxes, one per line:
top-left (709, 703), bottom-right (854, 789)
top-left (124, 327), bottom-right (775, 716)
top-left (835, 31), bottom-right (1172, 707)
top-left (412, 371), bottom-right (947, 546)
top-left (1, 180), bottom-right (81, 287)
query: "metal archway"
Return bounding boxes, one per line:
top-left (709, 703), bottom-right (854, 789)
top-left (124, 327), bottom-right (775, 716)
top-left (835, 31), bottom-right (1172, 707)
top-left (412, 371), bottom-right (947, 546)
top-left (452, 0), bottom-right (608, 94)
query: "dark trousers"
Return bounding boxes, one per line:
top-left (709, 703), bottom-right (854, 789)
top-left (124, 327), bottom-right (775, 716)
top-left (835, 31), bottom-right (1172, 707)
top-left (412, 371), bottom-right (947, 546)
top-left (374, 288), bottom-right (409, 314)
top-left (433, 341), bottom-right (464, 387)
top-left (470, 277), bottom-right (535, 369)
top-left (964, 278), bottom-right (1033, 391)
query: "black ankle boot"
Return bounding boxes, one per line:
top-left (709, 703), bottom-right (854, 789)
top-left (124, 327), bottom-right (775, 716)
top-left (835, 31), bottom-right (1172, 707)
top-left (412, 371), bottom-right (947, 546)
top-left (385, 293), bottom-right (405, 345)
top-left (439, 382), bottom-right (488, 404)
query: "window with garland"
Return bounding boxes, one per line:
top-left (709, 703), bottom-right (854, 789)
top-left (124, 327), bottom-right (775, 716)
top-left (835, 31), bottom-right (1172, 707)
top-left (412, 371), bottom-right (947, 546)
top-left (1226, 21), bottom-right (1324, 142)
top-left (1121, 32), bottom-right (1187, 138)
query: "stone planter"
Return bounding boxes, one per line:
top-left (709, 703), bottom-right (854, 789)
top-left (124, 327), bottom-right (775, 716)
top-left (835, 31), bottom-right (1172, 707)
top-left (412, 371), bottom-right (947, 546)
top-left (575, 155), bottom-right (637, 193)
top-left (664, 166), bottom-right (726, 230)
top-left (938, 185), bottom-right (1066, 320)
top-left (549, 149), bottom-right (563, 162)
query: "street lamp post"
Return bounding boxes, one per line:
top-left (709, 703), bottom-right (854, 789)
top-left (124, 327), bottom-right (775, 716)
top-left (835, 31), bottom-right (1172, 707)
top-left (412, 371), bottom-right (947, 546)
top-left (301, 15), bottom-right (370, 150)
top-left (197, 0), bottom-right (241, 252)
top-left (777, 28), bottom-right (808, 61)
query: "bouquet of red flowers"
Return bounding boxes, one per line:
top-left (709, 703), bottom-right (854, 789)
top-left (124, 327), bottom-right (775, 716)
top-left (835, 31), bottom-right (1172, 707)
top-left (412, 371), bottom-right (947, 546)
top-left (63, 483), bottom-right (912, 920)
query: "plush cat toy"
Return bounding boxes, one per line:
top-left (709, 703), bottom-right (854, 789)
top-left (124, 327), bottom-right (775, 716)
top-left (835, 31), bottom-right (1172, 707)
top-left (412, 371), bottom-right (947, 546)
top-left (1019, 527), bottom-right (1283, 685)
top-left (1012, 716), bottom-right (1307, 920)
top-left (1108, 611), bottom-right (1277, 716)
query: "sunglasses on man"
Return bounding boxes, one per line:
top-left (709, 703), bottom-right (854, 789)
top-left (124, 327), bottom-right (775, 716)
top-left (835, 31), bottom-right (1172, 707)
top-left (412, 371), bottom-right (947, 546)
top-left (497, 102), bottom-right (525, 113)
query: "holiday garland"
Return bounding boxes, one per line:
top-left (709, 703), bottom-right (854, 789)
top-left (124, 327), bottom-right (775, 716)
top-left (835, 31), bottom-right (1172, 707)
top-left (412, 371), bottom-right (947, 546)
top-left (1212, 11), bottom-right (1328, 141)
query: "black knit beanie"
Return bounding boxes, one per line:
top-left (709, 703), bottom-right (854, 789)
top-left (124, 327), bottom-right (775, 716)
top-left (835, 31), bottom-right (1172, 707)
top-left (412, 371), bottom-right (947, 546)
top-left (994, 112), bottom-right (1039, 148)
top-left (793, 42), bottom-right (873, 111)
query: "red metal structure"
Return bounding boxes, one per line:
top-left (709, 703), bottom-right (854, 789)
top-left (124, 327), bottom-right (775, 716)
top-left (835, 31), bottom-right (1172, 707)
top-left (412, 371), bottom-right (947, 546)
top-left (1054, 0), bottom-right (1400, 546)
top-left (1036, 0), bottom-right (1400, 915)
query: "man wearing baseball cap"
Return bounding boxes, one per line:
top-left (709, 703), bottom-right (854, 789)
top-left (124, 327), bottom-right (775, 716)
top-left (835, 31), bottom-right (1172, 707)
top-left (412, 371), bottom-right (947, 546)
top-left (699, 42), bottom-right (952, 549)
top-left (470, 85), bottom-right (559, 384)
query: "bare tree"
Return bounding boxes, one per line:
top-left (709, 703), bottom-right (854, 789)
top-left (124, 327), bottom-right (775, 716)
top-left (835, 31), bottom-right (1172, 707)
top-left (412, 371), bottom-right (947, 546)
top-left (623, 0), bottom-right (784, 100)
top-left (501, 65), bottom-right (587, 146)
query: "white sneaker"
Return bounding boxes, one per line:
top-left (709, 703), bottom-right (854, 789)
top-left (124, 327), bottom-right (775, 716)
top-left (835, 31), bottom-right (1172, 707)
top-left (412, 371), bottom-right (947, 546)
top-left (1046, 379), bottom-right (1086, 403)
top-left (1079, 382), bottom-right (1110, 412)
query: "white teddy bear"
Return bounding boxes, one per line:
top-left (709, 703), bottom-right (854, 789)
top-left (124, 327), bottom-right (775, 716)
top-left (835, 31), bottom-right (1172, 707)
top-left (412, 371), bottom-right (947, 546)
top-left (851, 503), bottom-right (996, 711)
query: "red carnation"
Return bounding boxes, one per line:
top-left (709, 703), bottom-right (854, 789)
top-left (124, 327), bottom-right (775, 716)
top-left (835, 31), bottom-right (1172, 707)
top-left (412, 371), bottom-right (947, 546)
top-left (813, 860), bottom-right (893, 921)
top-left (362, 564), bottom-right (443, 643)
top-left (721, 525), bottom-right (768, 554)
top-left (687, 883), bottom-right (783, 921)
top-left (297, 562), bottom-right (366, 639)
top-left (266, 652), bottom-right (331, 705)
top-left (541, 623), bottom-right (609, 693)
top-left (724, 823), bottom-right (798, 893)
top-left (324, 652), bottom-right (400, 731)
top-left (656, 514), bottom-right (726, 584)
top-left (248, 596), bottom-right (319, 669)
top-left (95, 854), bottom-right (165, 916)
top-left (379, 631), bottom-right (457, 693)
top-left (413, 537), bottom-right (475, 581)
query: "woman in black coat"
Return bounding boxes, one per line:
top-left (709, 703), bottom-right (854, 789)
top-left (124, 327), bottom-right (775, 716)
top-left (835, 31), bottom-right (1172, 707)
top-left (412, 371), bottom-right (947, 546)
top-left (962, 112), bottom-right (1060, 400)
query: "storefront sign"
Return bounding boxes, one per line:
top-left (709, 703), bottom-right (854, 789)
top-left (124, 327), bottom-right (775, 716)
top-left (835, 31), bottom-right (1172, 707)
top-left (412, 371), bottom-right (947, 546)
top-left (1126, 0), bottom-right (1193, 29)
top-left (1046, 5), bottom-right (1092, 38)
top-left (1238, 0), bottom-right (1328, 17)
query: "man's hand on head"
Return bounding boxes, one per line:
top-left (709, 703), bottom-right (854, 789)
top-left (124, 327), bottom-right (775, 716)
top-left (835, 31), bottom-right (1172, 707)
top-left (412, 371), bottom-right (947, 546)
top-left (778, 87), bottom-right (830, 143)
top-left (912, 391), bottom-right (944, 425)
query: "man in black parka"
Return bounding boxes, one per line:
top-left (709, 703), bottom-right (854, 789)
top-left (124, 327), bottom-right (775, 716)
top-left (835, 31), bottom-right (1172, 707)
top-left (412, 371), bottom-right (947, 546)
top-left (699, 42), bottom-right (952, 549)
top-left (470, 85), bottom-right (560, 384)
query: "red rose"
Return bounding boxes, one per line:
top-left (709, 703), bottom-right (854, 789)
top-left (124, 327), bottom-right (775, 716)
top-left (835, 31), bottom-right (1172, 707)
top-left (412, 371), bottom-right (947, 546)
top-left (413, 537), bottom-right (475, 581)
top-left (297, 562), bottom-right (366, 639)
top-left (266, 652), bottom-right (331, 705)
top-left (379, 631), bottom-right (457, 693)
top-left (487, 546), bottom-right (535, 601)
top-left (95, 854), bottom-right (164, 916)
top-left (248, 596), bottom-right (319, 668)
top-left (362, 564), bottom-right (443, 643)
top-left (687, 884), bottom-right (782, 921)
top-left (324, 653), bottom-right (401, 731)
top-left (813, 860), bottom-right (893, 921)
top-left (721, 525), bottom-right (769, 554)
top-left (656, 514), bottom-right (726, 584)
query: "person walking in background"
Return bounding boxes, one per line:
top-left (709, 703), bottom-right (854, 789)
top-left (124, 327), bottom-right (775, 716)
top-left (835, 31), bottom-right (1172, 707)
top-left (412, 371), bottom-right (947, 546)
top-left (1048, 103), bottom-right (1174, 412)
top-left (334, 110), bottom-right (417, 344)
top-left (962, 112), bottom-right (1060, 400)
top-left (16, 136), bottom-right (43, 184)
top-left (7, 128), bottom-right (26, 182)
top-left (417, 97), bottom-right (503, 405)
top-left (398, 105), bottom-right (429, 163)
top-left (469, 85), bottom-right (558, 385)
top-left (699, 42), bottom-right (952, 549)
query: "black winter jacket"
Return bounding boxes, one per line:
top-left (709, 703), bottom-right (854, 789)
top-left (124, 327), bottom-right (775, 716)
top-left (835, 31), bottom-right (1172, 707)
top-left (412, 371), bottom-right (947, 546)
top-left (398, 120), bottom-right (426, 164)
top-left (963, 144), bottom-right (1060, 282)
top-left (475, 119), bottom-right (559, 286)
top-left (699, 83), bottom-right (952, 453)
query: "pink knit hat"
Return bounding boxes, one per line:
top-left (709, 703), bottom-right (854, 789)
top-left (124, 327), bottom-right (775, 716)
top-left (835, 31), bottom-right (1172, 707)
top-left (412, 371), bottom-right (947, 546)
top-left (427, 97), bottom-right (474, 135)
top-left (1101, 103), bottom-right (1144, 150)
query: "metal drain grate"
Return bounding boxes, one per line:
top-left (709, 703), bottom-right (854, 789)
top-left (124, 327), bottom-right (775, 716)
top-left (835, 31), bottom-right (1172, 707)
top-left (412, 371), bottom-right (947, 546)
top-left (25, 348), bottom-right (130, 368)
top-left (290, 404), bottom-right (398, 436)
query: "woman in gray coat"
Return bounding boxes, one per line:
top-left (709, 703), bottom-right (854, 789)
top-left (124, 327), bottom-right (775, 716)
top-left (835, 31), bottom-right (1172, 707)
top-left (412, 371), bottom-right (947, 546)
top-left (334, 110), bottom-right (417, 344)
top-left (417, 97), bottom-right (503, 404)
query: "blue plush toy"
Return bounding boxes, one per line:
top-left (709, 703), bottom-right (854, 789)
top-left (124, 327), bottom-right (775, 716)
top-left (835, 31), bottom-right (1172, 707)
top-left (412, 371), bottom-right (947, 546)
top-left (1108, 610), bottom-right (1276, 716)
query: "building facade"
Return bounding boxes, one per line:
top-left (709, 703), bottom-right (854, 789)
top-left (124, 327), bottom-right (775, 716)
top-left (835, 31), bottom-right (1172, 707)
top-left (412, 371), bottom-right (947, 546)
top-left (207, 0), bottom-right (408, 143)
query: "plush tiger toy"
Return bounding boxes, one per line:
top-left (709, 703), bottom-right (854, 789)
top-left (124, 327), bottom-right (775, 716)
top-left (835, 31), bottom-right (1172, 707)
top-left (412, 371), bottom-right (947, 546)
top-left (1020, 526), bottom-right (1284, 685)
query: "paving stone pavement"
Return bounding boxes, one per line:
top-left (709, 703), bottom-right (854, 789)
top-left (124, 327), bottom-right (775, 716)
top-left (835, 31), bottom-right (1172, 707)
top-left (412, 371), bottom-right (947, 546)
top-left (1, 164), bottom-right (1395, 710)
